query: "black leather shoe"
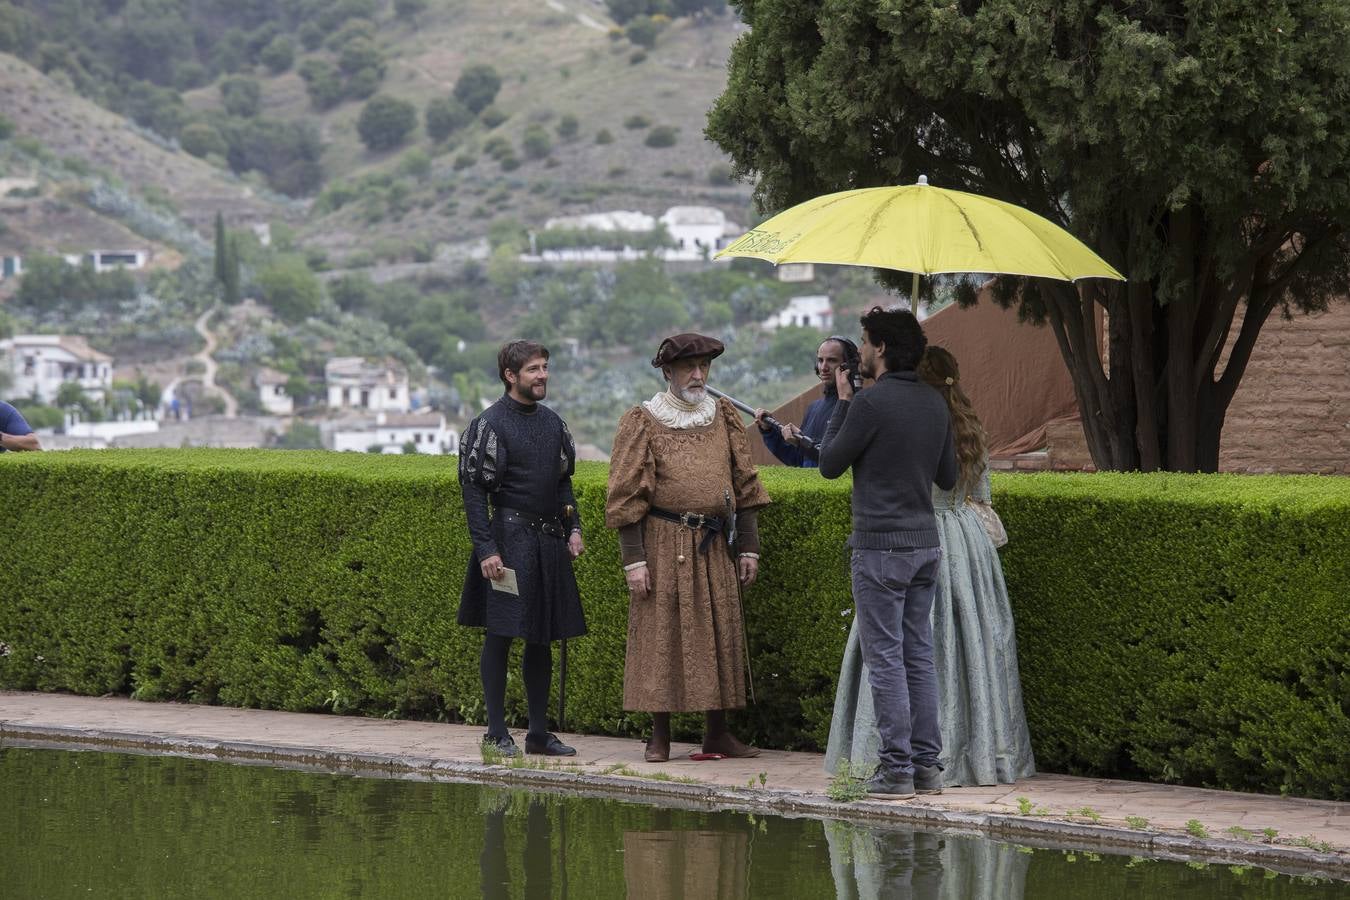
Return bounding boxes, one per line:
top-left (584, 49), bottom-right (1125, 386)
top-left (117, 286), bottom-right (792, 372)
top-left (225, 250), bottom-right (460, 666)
top-left (481, 733), bottom-right (520, 758)
top-left (525, 732), bottom-right (577, 756)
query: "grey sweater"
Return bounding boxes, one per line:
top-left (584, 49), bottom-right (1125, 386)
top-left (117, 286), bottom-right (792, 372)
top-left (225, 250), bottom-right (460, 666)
top-left (818, 371), bottom-right (958, 548)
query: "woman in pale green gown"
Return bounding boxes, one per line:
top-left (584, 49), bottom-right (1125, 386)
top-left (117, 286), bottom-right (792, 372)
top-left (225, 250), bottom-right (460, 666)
top-left (824, 347), bottom-right (1035, 787)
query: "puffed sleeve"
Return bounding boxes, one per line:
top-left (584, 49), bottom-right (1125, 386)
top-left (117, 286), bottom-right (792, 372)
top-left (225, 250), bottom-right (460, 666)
top-left (720, 399), bottom-right (771, 513)
top-left (458, 416), bottom-right (505, 492)
top-left (605, 407), bottom-right (656, 529)
top-left (558, 419), bottom-right (580, 533)
top-left (459, 415), bottom-right (506, 559)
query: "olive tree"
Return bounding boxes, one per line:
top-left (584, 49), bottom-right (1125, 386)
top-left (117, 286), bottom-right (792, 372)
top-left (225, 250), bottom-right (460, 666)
top-left (708, 0), bottom-right (1350, 472)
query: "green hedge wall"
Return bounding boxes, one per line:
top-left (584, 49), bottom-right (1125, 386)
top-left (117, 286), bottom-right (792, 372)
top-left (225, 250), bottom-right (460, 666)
top-left (1, 451), bottom-right (1346, 800)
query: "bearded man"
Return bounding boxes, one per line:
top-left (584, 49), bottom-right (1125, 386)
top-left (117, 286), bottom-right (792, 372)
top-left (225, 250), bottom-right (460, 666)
top-left (458, 340), bottom-right (586, 758)
top-left (605, 333), bottom-right (771, 762)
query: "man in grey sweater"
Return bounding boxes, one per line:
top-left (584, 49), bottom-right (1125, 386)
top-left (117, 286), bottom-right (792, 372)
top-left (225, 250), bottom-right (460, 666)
top-left (818, 306), bottom-right (958, 799)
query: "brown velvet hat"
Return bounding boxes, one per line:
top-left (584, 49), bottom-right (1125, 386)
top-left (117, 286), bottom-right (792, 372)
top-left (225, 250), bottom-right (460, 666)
top-left (651, 332), bottom-right (725, 367)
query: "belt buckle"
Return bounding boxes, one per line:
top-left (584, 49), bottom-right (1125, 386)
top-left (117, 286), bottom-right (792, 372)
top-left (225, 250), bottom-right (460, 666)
top-left (679, 512), bottom-right (705, 529)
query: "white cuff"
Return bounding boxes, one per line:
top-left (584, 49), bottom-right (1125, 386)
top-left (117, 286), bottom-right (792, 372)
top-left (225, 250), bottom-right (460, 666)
top-left (623, 561), bottom-right (648, 572)
top-left (738, 552), bottom-right (760, 560)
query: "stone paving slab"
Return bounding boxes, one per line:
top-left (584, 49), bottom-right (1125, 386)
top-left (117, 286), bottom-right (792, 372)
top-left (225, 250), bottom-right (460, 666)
top-left (3, 691), bottom-right (1347, 878)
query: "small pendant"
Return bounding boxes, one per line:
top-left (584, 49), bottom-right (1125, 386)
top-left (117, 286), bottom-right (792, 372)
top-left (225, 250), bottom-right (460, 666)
top-left (677, 554), bottom-right (686, 564)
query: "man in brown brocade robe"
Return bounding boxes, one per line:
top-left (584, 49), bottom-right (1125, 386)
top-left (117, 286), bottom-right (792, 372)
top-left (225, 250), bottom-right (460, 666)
top-left (605, 333), bottom-right (771, 762)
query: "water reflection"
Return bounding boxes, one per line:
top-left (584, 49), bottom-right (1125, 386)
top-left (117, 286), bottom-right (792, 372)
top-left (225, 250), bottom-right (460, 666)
top-left (623, 828), bottom-right (749, 899)
top-left (2, 749), bottom-right (1344, 900)
top-left (480, 796), bottom-right (556, 899)
top-left (826, 821), bottom-right (1028, 900)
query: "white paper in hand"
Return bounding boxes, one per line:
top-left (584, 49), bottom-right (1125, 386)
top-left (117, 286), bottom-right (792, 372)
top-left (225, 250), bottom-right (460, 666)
top-left (490, 567), bottom-right (520, 596)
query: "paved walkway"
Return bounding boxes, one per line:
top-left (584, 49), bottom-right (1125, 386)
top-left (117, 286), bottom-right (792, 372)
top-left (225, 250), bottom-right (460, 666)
top-left (3, 691), bottom-right (1346, 878)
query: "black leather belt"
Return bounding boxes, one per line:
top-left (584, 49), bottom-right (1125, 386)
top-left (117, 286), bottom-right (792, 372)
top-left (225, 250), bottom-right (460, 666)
top-left (648, 507), bottom-right (725, 554)
top-left (497, 508), bottom-right (565, 538)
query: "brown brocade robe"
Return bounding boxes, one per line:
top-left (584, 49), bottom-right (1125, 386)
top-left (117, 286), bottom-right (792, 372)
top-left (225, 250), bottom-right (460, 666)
top-left (605, 398), bottom-right (771, 712)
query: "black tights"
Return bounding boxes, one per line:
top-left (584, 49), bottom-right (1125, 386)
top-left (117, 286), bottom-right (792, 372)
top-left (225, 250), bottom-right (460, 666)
top-left (481, 633), bottom-right (551, 739)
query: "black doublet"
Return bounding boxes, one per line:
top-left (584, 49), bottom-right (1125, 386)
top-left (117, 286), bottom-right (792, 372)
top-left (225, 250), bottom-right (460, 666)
top-left (457, 394), bottom-right (587, 643)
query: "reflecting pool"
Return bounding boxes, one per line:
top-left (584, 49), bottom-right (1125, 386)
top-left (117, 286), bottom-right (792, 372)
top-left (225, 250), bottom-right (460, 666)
top-left (1, 748), bottom-right (1343, 898)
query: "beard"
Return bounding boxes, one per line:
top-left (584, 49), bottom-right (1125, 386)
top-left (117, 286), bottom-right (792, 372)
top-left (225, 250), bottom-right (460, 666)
top-left (677, 385), bottom-right (706, 404)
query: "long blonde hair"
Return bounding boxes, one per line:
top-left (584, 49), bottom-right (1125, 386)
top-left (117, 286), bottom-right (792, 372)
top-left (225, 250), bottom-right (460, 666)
top-left (918, 346), bottom-right (987, 493)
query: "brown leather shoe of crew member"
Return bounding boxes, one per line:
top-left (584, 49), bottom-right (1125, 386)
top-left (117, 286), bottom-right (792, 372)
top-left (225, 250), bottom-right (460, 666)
top-left (701, 732), bottom-right (761, 759)
top-left (644, 736), bottom-right (670, 763)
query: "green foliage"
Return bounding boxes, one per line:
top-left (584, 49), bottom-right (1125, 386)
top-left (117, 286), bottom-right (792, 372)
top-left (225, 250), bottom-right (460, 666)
top-left (298, 58), bottom-right (345, 111)
top-left (764, 325), bottom-right (827, 370)
top-left (478, 105), bottom-right (508, 128)
top-left (14, 255), bottom-right (138, 313)
top-left (259, 35), bottom-right (295, 74)
top-left (255, 255), bottom-right (322, 323)
top-left (179, 122), bottom-right (226, 158)
top-left (424, 96), bottom-right (472, 142)
top-left (556, 113), bottom-right (579, 141)
top-left (219, 76), bottom-right (263, 118)
top-left (0, 112), bottom-right (14, 140)
top-left (521, 123), bottom-right (552, 160)
top-left (534, 227), bottom-right (674, 253)
top-left (394, 0), bottom-right (429, 16)
top-left (594, 128), bottom-right (614, 145)
top-left (453, 63), bottom-right (502, 114)
top-left (623, 15), bottom-right (663, 49)
top-left (218, 117), bottom-right (325, 196)
top-left (623, 114), bottom-right (650, 129)
top-left (3, 464), bottom-right (1345, 801)
top-left (708, 0), bottom-right (1350, 472)
top-left (643, 125), bottom-right (677, 148)
top-left (357, 94), bottom-right (418, 152)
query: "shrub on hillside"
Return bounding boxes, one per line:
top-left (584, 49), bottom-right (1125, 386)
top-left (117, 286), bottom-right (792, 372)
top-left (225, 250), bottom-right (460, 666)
top-left (595, 129), bottom-right (614, 144)
top-left (454, 63), bottom-right (502, 114)
top-left (259, 35), bottom-right (295, 74)
top-left (556, 113), bottom-right (579, 140)
top-left (644, 125), bottom-right (677, 147)
top-left (0, 113), bottom-right (15, 141)
top-left (255, 255), bottom-right (323, 323)
top-left (623, 114), bottom-right (650, 129)
top-left (425, 96), bottom-right (472, 142)
top-left (299, 59), bottom-right (345, 111)
top-left (179, 122), bottom-right (227, 159)
top-left (394, 0), bottom-right (429, 16)
top-left (220, 77), bottom-right (263, 118)
top-left (522, 124), bottom-right (552, 160)
top-left (624, 15), bottom-right (663, 49)
top-left (707, 162), bottom-right (734, 186)
top-left (479, 105), bottom-right (508, 128)
top-left (357, 94), bottom-right (417, 152)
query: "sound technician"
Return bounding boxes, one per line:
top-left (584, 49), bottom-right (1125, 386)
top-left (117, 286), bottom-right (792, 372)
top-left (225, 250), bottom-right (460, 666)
top-left (752, 336), bottom-right (860, 468)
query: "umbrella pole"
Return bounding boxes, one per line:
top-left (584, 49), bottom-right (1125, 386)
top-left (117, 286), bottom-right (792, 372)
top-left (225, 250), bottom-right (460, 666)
top-left (911, 271), bottom-right (921, 315)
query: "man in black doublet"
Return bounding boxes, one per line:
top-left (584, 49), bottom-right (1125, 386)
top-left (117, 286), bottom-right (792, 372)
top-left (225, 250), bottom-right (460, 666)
top-left (458, 340), bottom-right (587, 757)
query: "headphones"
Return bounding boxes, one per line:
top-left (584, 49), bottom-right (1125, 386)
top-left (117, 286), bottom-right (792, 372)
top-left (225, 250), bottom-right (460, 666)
top-left (815, 336), bottom-right (861, 376)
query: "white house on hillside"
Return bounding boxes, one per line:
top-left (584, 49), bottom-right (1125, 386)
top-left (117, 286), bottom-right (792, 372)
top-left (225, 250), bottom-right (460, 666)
top-left (762, 295), bottom-right (834, 331)
top-left (660, 206), bottom-right (732, 254)
top-left (255, 367), bottom-right (294, 416)
top-left (330, 412), bottom-right (457, 455)
top-left (325, 357), bottom-right (411, 412)
top-left (0, 334), bottom-right (114, 403)
top-left (543, 210), bottom-right (657, 232)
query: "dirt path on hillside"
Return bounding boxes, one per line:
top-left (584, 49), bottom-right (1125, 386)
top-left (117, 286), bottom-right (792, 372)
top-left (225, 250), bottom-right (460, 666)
top-left (163, 306), bottom-right (237, 418)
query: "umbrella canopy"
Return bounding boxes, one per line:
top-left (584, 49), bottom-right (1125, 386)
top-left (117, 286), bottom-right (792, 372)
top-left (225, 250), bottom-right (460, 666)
top-left (715, 177), bottom-right (1125, 311)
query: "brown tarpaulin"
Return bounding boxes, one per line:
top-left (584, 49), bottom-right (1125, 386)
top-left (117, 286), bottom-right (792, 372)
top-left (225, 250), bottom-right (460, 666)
top-left (749, 292), bottom-right (1079, 466)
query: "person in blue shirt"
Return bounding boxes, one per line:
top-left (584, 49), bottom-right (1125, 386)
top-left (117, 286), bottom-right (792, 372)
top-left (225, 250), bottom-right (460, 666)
top-left (754, 336), bottom-right (859, 468)
top-left (0, 401), bottom-right (40, 452)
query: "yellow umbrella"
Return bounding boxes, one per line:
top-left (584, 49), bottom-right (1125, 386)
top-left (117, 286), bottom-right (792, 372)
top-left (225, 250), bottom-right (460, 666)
top-left (715, 176), bottom-right (1125, 312)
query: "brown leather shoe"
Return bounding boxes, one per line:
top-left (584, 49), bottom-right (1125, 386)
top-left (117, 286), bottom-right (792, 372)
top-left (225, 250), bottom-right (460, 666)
top-left (702, 733), bottom-right (761, 759)
top-left (644, 737), bottom-right (670, 763)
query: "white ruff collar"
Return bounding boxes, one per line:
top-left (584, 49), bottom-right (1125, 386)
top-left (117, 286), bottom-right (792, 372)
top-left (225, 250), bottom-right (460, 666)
top-left (643, 390), bottom-right (716, 429)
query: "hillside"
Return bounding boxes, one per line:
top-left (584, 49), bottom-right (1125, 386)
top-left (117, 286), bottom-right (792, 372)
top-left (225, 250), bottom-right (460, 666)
top-left (0, 54), bottom-right (293, 233)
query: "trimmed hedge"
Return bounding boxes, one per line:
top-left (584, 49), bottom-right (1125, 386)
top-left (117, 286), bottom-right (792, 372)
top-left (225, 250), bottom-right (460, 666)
top-left (1, 452), bottom-right (1346, 799)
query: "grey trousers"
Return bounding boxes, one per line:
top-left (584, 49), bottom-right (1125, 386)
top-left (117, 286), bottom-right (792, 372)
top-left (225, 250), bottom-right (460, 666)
top-left (850, 545), bottom-right (944, 777)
